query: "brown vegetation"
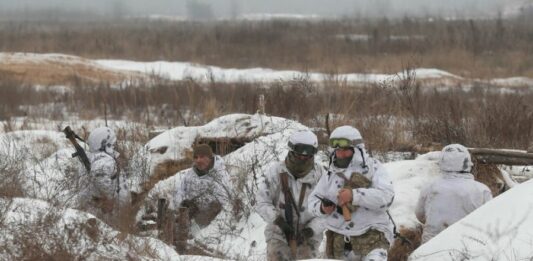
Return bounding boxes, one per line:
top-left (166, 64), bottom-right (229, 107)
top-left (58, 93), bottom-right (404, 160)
top-left (389, 226), bottom-right (423, 261)
top-left (0, 54), bottom-right (145, 86)
top-left (1, 74), bottom-right (532, 153)
top-left (1, 17), bottom-right (533, 78)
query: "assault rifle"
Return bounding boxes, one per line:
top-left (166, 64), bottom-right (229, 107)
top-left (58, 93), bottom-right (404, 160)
top-left (314, 195), bottom-right (336, 207)
top-left (63, 126), bottom-right (91, 172)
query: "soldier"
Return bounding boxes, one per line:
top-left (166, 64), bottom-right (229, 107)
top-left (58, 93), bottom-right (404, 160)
top-left (81, 127), bottom-right (129, 220)
top-left (174, 143), bottom-right (232, 227)
top-left (308, 126), bottom-right (394, 261)
top-left (256, 130), bottom-right (326, 261)
top-left (415, 144), bottom-right (492, 243)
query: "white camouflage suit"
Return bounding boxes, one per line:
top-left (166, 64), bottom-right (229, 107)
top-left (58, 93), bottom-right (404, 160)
top-left (308, 127), bottom-right (394, 261)
top-left (256, 160), bottom-right (326, 261)
top-left (415, 144), bottom-right (492, 243)
top-left (173, 155), bottom-right (232, 226)
top-left (81, 127), bottom-right (129, 218)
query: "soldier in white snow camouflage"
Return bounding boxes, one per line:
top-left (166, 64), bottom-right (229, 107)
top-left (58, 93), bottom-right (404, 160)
top-left (80, 127), bottom-right (129, 219)
top-left (256, 130), bottom-right (326, 261)
top-left (308, 126), bottom-right (394, 261)
top-left (415, 144), bottom-right (492, 243)
top-left (173, 144), bottom-right (233, 227)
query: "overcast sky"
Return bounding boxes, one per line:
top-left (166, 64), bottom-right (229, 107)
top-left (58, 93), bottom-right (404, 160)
top-left (0, 0), bottom-right (514, 19)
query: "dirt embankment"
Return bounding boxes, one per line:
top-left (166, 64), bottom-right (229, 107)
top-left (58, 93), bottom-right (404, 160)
top-left (0, 53), bottom-right (145, 87)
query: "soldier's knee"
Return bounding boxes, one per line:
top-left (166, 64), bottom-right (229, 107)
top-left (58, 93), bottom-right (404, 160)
top-left (363, 248), bottom-right (388, 261)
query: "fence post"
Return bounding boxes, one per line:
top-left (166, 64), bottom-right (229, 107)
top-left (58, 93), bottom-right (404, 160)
top-left (175, 207), bottom-right (190, 254)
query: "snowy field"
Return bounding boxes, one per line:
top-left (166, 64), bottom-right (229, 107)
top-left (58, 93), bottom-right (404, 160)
top-left (1, 48), bottom-right (533, 260)
top-left (2, 52), bottom-right (533, 89)
top-left (1, 111), bottom-right (530, 260)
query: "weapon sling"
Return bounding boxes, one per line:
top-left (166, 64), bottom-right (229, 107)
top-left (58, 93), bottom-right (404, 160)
top-left (279, 172), bottom-right (307, 259)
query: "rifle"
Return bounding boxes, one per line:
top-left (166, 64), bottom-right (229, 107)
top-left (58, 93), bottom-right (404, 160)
top-left (279, 172), bottom-right (299, 259)
top-left (63, 126), bottom-right (91, 172)
top-left (314, 195), bottom-right (336, 207)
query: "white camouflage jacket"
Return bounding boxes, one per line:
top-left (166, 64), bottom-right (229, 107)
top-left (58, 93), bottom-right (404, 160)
top-left (415, 172), bottom-right (492, 243)
top-left (173, 155), bottom-right (232, 211)
top-left (255, 160), bottom-right (326, 243)
top-left (308, 149), bottom-right (395, 243)
top-left (86, 151), bottom-right (129, 203)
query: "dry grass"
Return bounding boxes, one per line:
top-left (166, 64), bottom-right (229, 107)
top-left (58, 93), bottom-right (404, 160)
top-left (0, 57), bottom-right (143, 86)
top-left (1, 73), bottom-right (532, 153)
top-left (1, 17), bottom-right (533, 78)
top-left (389, 226), bottom-right (423, 261)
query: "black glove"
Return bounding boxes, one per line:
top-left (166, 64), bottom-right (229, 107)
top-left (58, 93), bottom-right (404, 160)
top-left (297, 227), bottom-right (314, 244)
top-left (274, 216), bottom-right (294, 236)
top-left (180, 199), bottom-right (199, 218)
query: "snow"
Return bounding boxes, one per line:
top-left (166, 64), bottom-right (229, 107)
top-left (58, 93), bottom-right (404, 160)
top-left (2, 112), bottom-right (532, 260)
top-left (410, 178), bottom-right (533, 260)
top-left (237, 13), bottom-right (323, 21)
top-left (144, 113), bottom-right (307, 172)
top-left (0, 198), bottom-right (179, 260)
top-left (96, 58), bottom-right (462, 84)
top-left (3, 52), bottom-right (533, 88)
top-left (490, 77), bottom-right (533, 87)
top-left (386, 152), bottom-right (443, 229)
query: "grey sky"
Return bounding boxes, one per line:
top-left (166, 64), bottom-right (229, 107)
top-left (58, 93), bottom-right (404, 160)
top-left (0, 0), bottom-right (512, 19)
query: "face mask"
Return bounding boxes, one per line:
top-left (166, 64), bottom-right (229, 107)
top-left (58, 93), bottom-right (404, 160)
top-left (285, 151), bottom-right (314, 178)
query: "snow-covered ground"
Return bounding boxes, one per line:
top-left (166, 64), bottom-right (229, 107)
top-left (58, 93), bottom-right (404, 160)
top-left (2, 52), bottom-right (533, 88)
top-left (96, 58), bottom-right (463, 85)
top-left (410, 178), bottom-right (533, 260)
top-left (0, 197), bottom-right (179, 260)
top-left (1, 112), bottom-right (531, 260)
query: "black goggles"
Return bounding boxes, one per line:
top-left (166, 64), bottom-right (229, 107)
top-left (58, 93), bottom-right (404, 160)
top-left (289, 143), bottom-right (317, 156)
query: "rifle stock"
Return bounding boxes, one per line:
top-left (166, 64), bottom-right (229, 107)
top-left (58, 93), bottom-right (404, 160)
top-left (63, 126), bottom-right (91, 172)
top-left (341, 205), bottom-right (351, 221)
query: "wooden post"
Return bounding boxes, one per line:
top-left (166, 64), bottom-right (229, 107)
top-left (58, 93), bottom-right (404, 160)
top-left (157, 198), bottom-right (175, 245)
top-left (175, 207), bottom-right (190, 254)
top-left (258, 94), bottom-right (265, 115)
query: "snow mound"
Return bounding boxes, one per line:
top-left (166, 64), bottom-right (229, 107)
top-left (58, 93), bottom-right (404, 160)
top-left (144, 113), bottom-right (307, 172)
top-left (0, 197), bottom-right (179, 260)
top-left (386, 154), bottom-right (442, 230)
top-left (410, 179), bottom-right (533, 260)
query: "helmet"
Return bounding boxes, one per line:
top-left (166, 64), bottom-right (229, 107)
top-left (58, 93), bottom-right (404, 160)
top-left (288, 130), bottom-right (318, 156)
top-left (439, 144), bottom-right (473, 173)
top-left (87, 127), bottom-right (116, 154)
top-left (329, 126), bottom-right (363, 148)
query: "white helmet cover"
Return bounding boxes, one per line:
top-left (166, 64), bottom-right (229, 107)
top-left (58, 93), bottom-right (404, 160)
top-left (329, 125), bottom-right (363, 147)
top-left (439, 144), bottom-right (473, 173)
top-left (288, 130), bottom-right (318, 156)
top-left (88, 127), bottom-right (116, 154)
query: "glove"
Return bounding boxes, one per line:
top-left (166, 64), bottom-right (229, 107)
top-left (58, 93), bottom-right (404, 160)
top-left (297, 227), bottom-right (314, 244)
top-left (274, 216), bottom-right (294, 236)
top-left (180, 199), bottom-right (199, 218)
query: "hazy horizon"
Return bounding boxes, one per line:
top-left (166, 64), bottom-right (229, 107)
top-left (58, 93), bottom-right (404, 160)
top-left (0, 0), bottom-right (519, 20)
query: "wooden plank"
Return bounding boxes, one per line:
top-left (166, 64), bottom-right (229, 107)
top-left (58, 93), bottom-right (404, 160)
top-left (469, 148), bottom-right (533, 165)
